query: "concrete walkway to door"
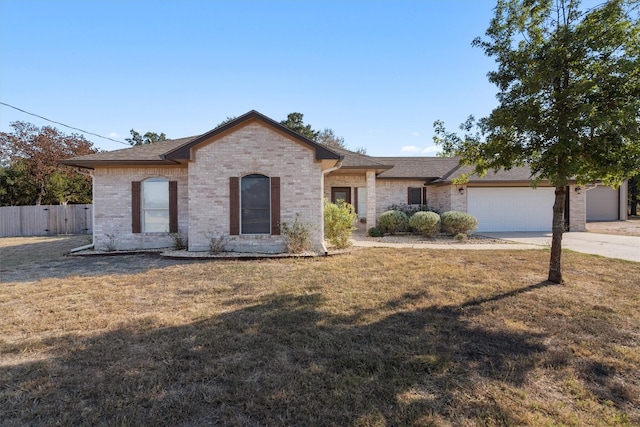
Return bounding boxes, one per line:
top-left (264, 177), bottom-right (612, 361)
top-left (480, 232), bottom-right (640, 262)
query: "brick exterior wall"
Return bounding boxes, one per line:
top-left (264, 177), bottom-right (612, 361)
top-left (426, 185), bottom-right (453, 213)
top-left (92, 167), bottom-right (188, 250)
top-left (568, 184), bottom-right (586, 231)
top-left (187, 122), bottom-right (325, 253)
top-left (324, 174), bottom-right (460, 219)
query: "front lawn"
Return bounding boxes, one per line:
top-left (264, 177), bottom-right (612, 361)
top-left (1, 247), bottom-right (639, 426)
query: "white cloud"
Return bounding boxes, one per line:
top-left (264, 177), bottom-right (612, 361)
top-left (421, 146), bottom-right (440, 154)
top-left (411, 132), bottom-right (420, 137)
top-left (108, 132), bottom-right (121, 139)
top-left (400, 145), bottom-right (420, 153)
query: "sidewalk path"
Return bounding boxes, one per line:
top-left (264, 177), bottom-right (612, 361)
top-left (481, 232), bottom-right (640, 262)
top-left (350, 231), bottom-right (639, 262)
top-left (351, 238), bottom-right (542, 251)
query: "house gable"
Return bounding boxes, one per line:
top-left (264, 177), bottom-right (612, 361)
top-left (186, 120), bottom-right (328, 252)
top-left (163, 110), bottom-right (342, 164)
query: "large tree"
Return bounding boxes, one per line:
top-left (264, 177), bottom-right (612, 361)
top-left (434, 0), bottom-right (640, 283)
top-left (0, 122), bottom-right (97, 205)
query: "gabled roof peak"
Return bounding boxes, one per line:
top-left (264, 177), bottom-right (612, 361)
top-left (163, 110), bottom-right (342, 161)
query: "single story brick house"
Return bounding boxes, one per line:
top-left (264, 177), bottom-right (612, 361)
top-left (61, 110), bottom-right (627, 252)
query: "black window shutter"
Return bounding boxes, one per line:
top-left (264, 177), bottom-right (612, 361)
top-left (131, 181), bottom-right (141, 233)
top-left (169, 181), bottom-right (178, 233)
top-left (271, 177), bottom-right (281, 235)
top-left (230, 177), bottom-right (240, 235)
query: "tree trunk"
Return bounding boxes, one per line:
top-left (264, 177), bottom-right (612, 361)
top-left (548, 186), bottom-right (566, 283)
top-left (630, 176), bottom-right (638, 217)
top-left (35, 187), bottom-right (43, 206)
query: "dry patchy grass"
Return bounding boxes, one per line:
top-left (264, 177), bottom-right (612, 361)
top-left (1, 241), bottom-right (639, 426)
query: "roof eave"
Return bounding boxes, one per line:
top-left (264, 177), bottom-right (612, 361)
top-left (57, 159), bottom-right (182, 169)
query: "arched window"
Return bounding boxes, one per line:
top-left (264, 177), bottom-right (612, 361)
top-left (142, 178), bottom-right (169, 232)
top-left (241, 174), bottom-right (270, 234)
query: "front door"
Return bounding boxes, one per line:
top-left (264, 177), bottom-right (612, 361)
top-left (331, 187), bottom-right (351, 204)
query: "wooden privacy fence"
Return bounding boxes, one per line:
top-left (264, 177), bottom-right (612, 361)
top-left (0, 204), bottom-right (92, 237)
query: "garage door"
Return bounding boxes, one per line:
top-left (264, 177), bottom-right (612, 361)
top-left (586, 185), bottom-right (619, 221)
top-left (467, 187), bottom-right (555, 232)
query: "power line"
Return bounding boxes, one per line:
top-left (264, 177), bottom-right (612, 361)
top-left (0, 101), bottom-right (130, 146)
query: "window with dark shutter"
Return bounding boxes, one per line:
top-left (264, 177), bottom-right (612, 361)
top-left (271, 177), bottom-right (280, 235)
top-left (132, 181), bottom-right (141, 233)
top-left (408, 187), bottom-right (423, 205)
top-left (241, 174), bottom-right (270, 234)
top-left (169, 181), bottom-right (178, 233)
top-left (230, 177), bottom-right (240, 235)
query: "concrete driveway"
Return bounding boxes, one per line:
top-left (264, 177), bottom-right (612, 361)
top-left (481, 232), bottom-right (640, 262)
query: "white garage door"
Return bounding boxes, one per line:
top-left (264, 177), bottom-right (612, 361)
top-left (586, 185), bottom-right (619, 221)
top-left (467, 187), bottom-right (555, 232)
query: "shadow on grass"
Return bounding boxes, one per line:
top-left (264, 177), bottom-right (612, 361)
top-left (1, 291), bottom-right (528, 425)
top-left (0, 285), bottom-right (634, 425)
top-left (0, 253), bottom-right (194, 284)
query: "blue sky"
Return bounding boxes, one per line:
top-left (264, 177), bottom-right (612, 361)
top-left (0, 1), bottom-right (499, 155)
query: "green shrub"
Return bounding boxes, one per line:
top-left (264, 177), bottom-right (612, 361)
top-left (387, 203), bottom-right (439, 218)
top-left (440, 211), bottom-right (478, 235)
top-left (367, 226), bottom-right (385, 237)
top-left (281, 214), bottom-right (312, 254)
top-left (408, 211), bottom-right (441, 237)
top-left (454, 233), bottom-right (468, 241)
top-left (378, 210), bottom-right (409, 235)
top-left (324, 199), bottom-right (357, 249)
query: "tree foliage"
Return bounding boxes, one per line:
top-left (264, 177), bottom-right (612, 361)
top-left (125, 129), bottom-right (168, 146)
top-left (0, 122), bottom-right (97, 205)
top-left (629, 176), bottom-right (639, 216)
top-left (280, 112), bottom-right (367, 153)
top-left (316, 128), bottom-right (346, 149)
top-left (280, 112), bottom-right (320, 141)
top-left (433, 0), bottom-right (640, 283)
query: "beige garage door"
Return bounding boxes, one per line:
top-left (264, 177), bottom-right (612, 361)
top-left (586, 185), bottom-right (619, 221)
top-left (467, 187), bottom-right (555, 232)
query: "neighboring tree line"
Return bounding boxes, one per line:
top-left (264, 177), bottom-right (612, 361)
top-left (0, 122), bottom-right (98, 206)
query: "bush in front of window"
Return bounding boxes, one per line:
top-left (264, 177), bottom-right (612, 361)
top-left (440, 211), bottom-right (478, 236)
top-left (409, 211), bottom-right (441, 237)
top-left (378, 210), bottom-right (409, 235)
top-left (281, 214), bottom-right (312, 254)
top-left (387, 203), bottom-right (439, 218)
top-left (324, 199), bottom-right (357, 249)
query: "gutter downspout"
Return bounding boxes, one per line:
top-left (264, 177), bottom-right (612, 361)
top-left (321, 161), bottom-right (343, 255)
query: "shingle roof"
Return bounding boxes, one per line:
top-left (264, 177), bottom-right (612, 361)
top-left (437, 163), bottom-right (538, 183)
top-left (58, 109), bottom-right (547, 185)
top-left (59, 136), bottom-right (198, 168)
top-left (60, 110), bottom-right (342, 168)
top-left (375, 156), bottom-right (462, 179)
top-left (326, 146), bottom-right (392, 170)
